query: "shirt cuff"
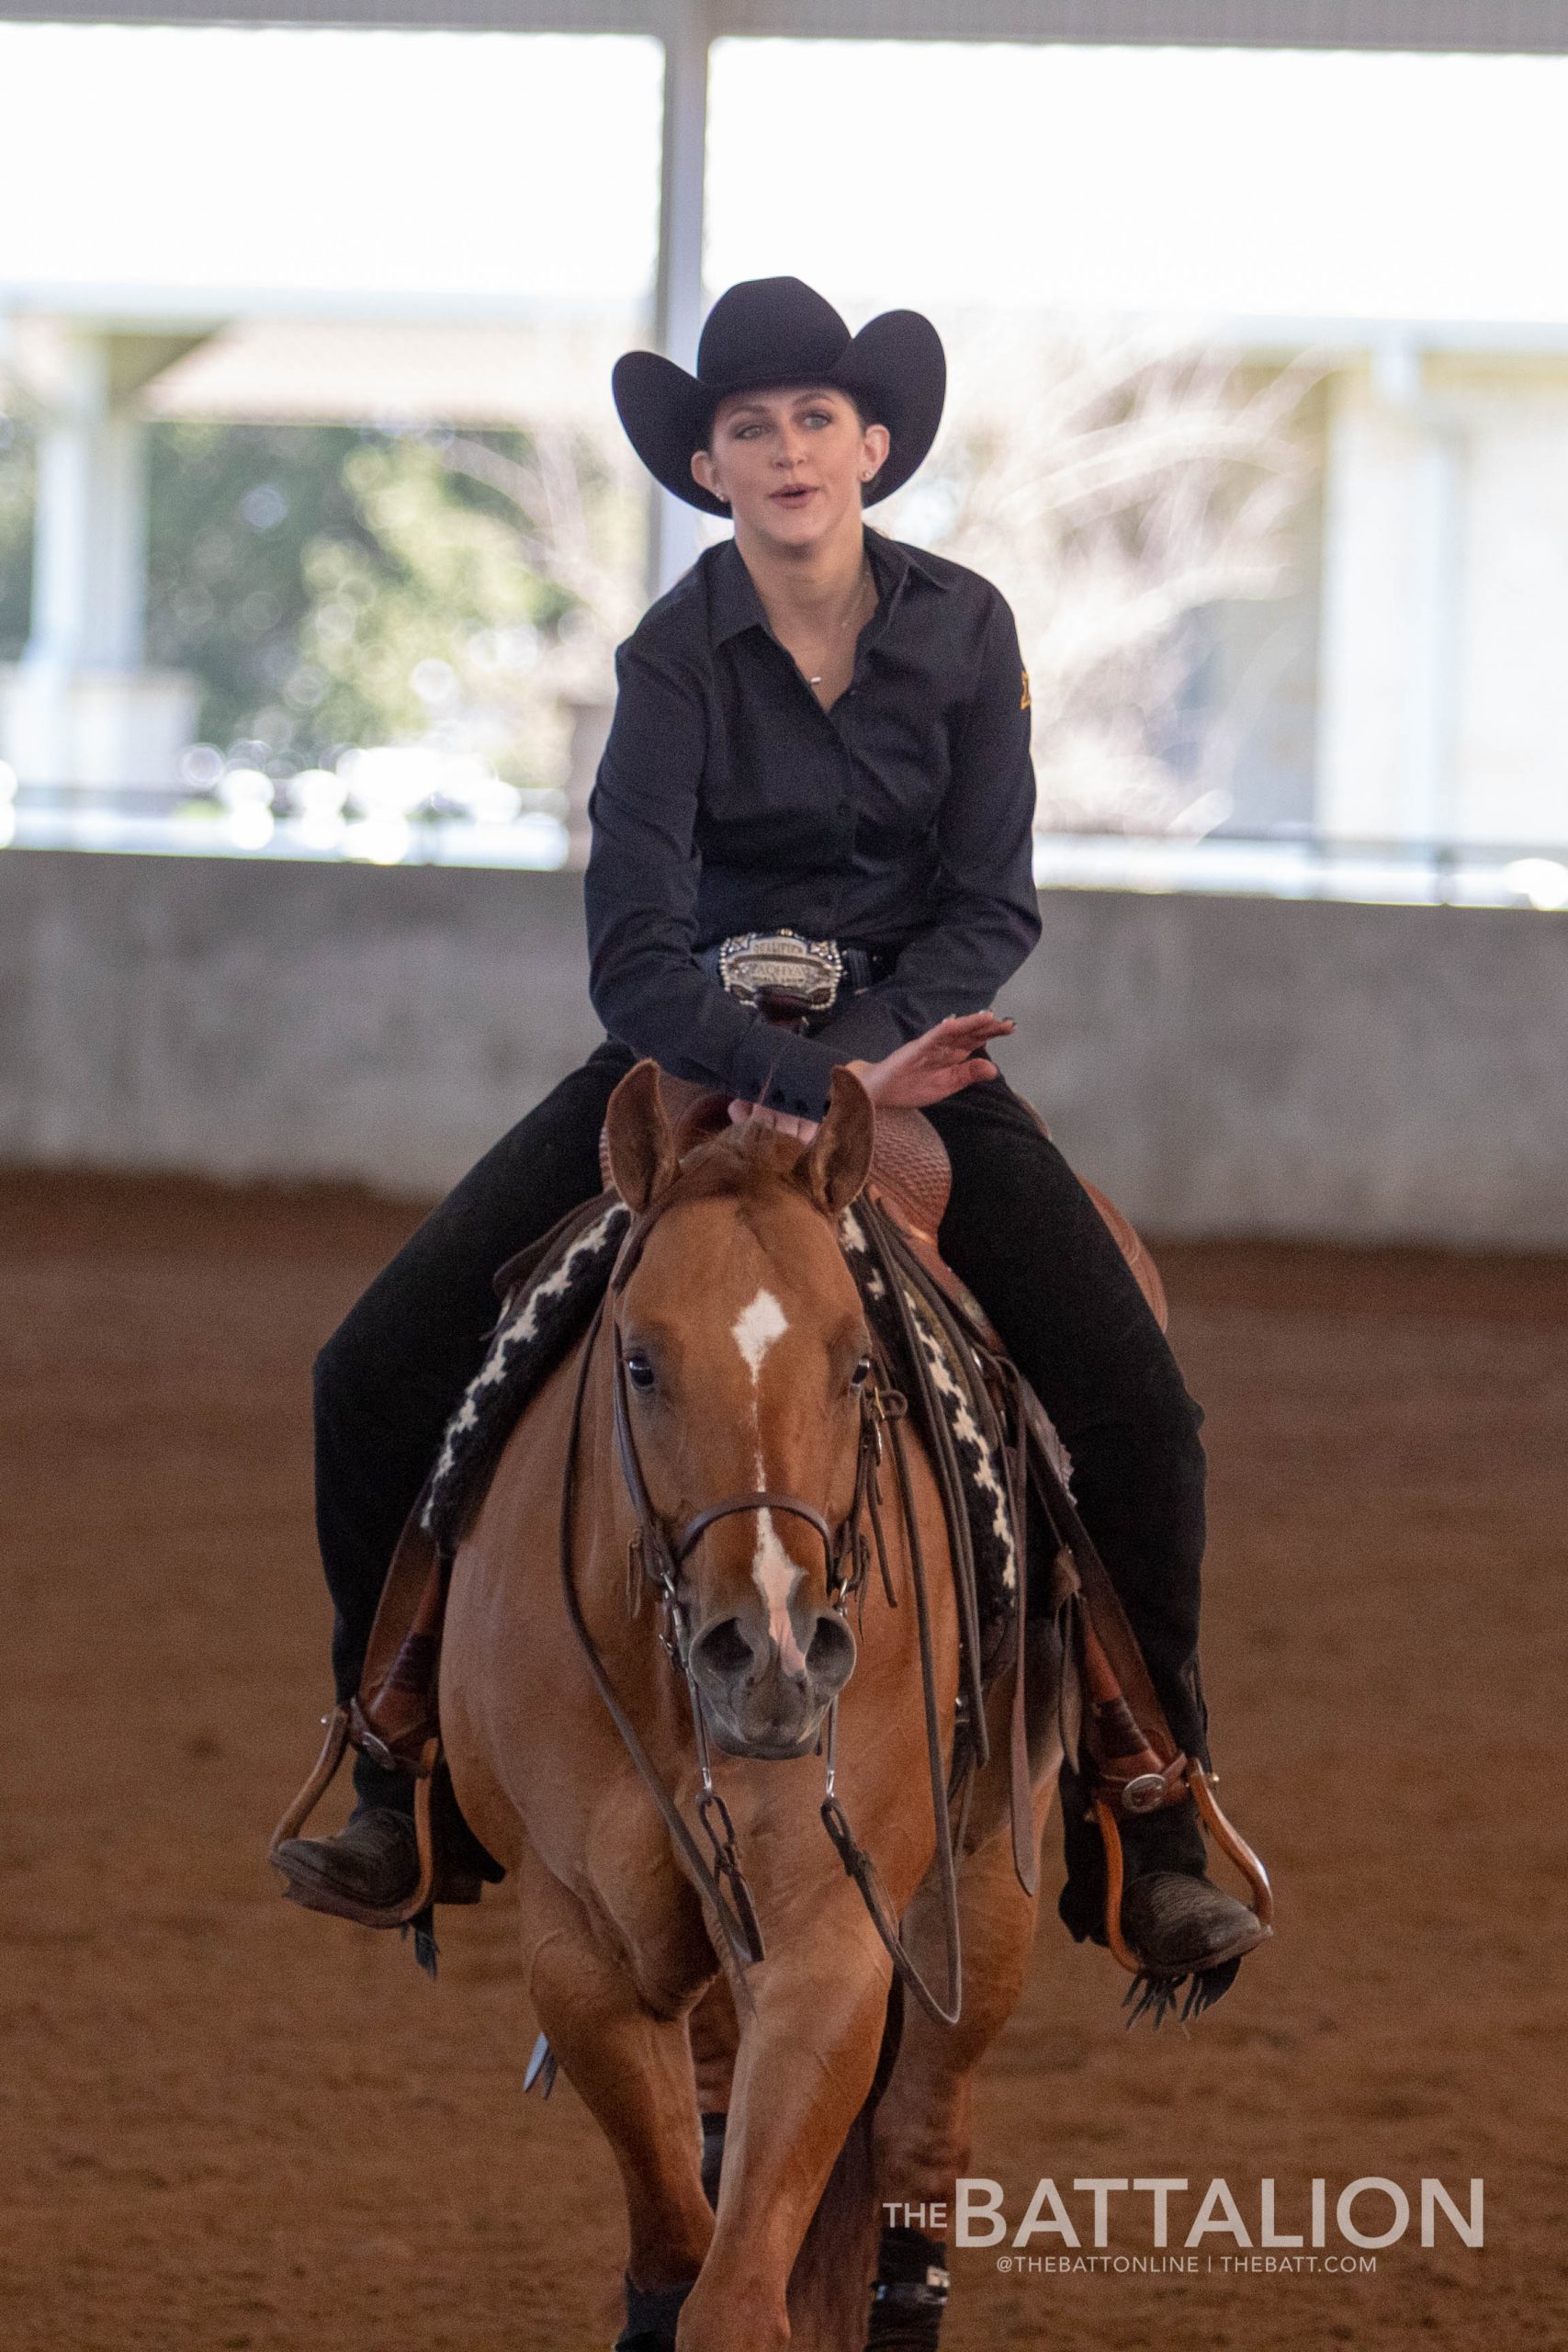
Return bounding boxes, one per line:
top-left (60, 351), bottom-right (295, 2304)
top-left (728, 1023), bottom-right (848, 1121)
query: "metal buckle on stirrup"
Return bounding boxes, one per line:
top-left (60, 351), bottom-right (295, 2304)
top-left (1121, 1772), bottom-right (1169, 1815)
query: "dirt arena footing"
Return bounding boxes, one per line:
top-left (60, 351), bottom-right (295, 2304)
top-left (3, 1172), bottom-right (1565, 2352)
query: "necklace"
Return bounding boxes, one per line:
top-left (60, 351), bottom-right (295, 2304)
top-left (807, 555), bottom-right (875, 686)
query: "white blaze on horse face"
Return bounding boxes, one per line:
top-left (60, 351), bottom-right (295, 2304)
top-left (751, 1512), bottom-right (808, 1677)
top-left (730, 1286), bottom-right (807, 1676)
top-left (732, 1286), bottom-right (788, 1383)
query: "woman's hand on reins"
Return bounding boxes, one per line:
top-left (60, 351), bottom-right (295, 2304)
top-left (728, 1011), bottom-right (1013, 1140)
top-left (728, 1100), bottom-right (821, 1144)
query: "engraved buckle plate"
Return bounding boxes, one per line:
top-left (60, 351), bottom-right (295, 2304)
top-left (716, 928), bottom-right (845, 1013)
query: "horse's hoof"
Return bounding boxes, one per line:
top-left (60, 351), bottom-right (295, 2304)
top-left (271, 1806), bottom-right (421, 1921)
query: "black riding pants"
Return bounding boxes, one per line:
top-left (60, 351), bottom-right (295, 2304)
top-left (312, 1040), bottom-right (1211, 1917)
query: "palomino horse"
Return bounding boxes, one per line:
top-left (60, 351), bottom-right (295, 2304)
top-left (440, 1061), bottom-right (1063, 2352)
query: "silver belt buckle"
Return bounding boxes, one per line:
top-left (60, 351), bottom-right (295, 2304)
top-left (716, 928), bottom-right (845, 1014)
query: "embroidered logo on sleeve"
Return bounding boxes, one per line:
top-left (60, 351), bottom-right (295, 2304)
top-left (1020, 667), bottom-right (1032, 710)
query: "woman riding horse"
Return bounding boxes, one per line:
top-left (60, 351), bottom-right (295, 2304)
top-left (275, 274), bottom-right (1266, 1994)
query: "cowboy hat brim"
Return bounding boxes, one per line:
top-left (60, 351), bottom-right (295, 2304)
top-left (612, 307), bottom-right (945, 518)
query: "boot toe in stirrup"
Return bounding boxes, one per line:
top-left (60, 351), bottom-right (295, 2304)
top-left (272, 1806), bottom-right (421, 1922)
top-left (1120, 1869), bottom-right (1271, 1976)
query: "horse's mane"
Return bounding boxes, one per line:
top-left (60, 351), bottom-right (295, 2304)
top-left (607, 1112), bottom-right (843, 1311)
top-left (657, 1105), bottom-right (826, 1227)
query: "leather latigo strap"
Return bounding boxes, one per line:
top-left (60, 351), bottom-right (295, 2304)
top-left (1016, 1382), bottom-right (1191, 1812)
top-left (353, 1499), bottom-right (446, 1772)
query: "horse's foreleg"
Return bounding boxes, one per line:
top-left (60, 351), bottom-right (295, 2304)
top-left (870, 1770), bottom-right (1058, 2311)
top-left (688, 1976), bottom-right (739, 2209)
top-left (516, 1846), bottom-right (716, 2308)
top-left (688, 1974), bottom-right (739, 2114)
top-left (676, 1902), bottom-right (892, 2352)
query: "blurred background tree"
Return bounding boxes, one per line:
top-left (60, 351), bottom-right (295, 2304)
top-left (898, 327), bottom-right (1316, 835)
top-left (141, 420), bottom-right (634, 784)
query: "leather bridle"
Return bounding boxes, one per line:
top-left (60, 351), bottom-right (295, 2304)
top-left (558, 1193), bottom-right (971, 2026)
top-left (607, 1316), bottom-right (855, 1651)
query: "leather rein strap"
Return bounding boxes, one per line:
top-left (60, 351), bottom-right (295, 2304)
top-left (557, 1194), bottom-right (973, 2025)
top-left (558, 1290), bottom-right (765, 1973)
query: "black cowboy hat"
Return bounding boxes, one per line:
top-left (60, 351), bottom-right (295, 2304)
top-left (612, 275), bottom-right (945, 519)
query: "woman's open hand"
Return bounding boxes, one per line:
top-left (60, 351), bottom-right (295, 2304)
top-left (728, 1010), bottom-right (1014, 1142)
top-left (849, 1011), bottom-right (1013, 1109)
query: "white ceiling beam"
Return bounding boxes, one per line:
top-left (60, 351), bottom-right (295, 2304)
top-left (648, 0), bottom-right (711, 597)
top-left (1, 0), bottom-right (1566, 50)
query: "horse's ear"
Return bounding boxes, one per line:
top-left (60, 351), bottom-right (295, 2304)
top-left (799, 1065), bottom-right (874, 1216)
top-left (605, 1059), bottom-right (678, 1213)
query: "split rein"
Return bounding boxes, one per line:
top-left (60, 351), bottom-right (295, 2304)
top-left (556, 1191), bottom-right (977, 2028)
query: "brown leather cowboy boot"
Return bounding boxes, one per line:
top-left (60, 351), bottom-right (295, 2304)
top-left (1115, 1799), bottom-right (1269, 1979)
top-left (271, 1804), bottom-right (422, 1921)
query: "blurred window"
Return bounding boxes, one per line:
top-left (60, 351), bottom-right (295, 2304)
top-left (3, 29), bottom-right (1566, 903)
top-left (0, 23), bottom-right (660, 866)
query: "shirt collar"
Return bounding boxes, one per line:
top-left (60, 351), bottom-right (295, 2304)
top-left (705, 525), bottom-right (948, 650)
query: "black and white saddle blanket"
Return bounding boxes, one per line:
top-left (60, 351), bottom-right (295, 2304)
top-left (421, 1192), bottom-right (1020, 1642)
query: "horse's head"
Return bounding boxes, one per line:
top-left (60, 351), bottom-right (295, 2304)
top-left (604, 1060), bottom-right (876, 1760)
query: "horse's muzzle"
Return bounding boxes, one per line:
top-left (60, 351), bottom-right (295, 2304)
top-left (687, 1606), bottom-right (857, 1759)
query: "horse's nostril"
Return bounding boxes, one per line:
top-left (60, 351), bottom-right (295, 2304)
top-left (806, 1611), bottom-right (856, 1690)
top-left (694, 1616), bottom-right (754, 1682)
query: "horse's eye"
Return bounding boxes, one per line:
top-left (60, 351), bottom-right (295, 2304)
top-left (626, 1352), bottom-right (656, 1391)
top-left (850, 1355), bottom-right (873, 1392)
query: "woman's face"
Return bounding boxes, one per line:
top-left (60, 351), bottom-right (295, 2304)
top-left (691, 385), bottom-right (891, 551)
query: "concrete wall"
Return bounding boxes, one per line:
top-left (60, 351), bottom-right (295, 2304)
top-left (2, 849), bottom-right (1563, 1247)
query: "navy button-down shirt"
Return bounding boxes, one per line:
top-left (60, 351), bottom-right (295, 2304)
top-left (584, 524), bottom-right (1042, 1120)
